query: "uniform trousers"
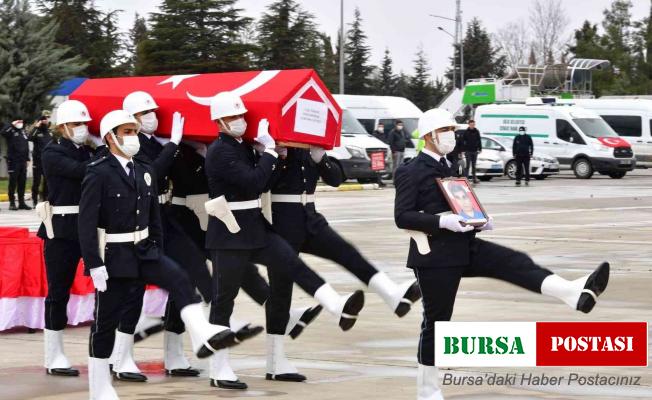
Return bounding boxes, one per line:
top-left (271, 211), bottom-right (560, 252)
top-left (413, 238), bottom-right (553, 366)
top-left (118, 210), bottom-right (213, 335)
top-left (32, 162), bottom-right (47, 203)
top-left (209, 231), bottom-right (325, 335)
top-left (516, 155), bottom-right (531, 182)
top-left (44, 238), bottom-right (82, 330)
top-left (169, 204), bottom-right (271, 306)
top-left (7, 159), bottom-right (27, 204)
top-left (89, 254), bottom-right (199, 358)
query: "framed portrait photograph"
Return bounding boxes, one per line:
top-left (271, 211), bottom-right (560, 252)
top-left (436, 178), bottom-right (489, 226)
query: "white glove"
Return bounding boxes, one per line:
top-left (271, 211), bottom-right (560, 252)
top-left (154, 136), bottom-right (170, 145)
top-left (276, 146), bottom-right (288, 158)
top-left (88, 134), bottom-right (104, 147)
top-left (439, 214), bottom-right (475, 233)
top-left (476, 216), bottom-right (494, 231)
top-left (255, 118), bottom-right (275, 150)
top-left (90, 266), bottom-right (109, 292)
top-left (170, 111), bottom-right (184, 145)
top-left (310, 145), bottom-right (326, 163)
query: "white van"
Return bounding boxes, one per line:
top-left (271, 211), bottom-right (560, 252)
top-left (475, 100), bottom-right (636, 178)
top-left (333, 95), bottom-right (423, 161)
top-left (558, 99), bottom-right (652, 168)
top-left (326, 109), bottom-right (391, 183)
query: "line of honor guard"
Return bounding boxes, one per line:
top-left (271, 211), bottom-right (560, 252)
top-left (35, 93), bottom-right (610, 400)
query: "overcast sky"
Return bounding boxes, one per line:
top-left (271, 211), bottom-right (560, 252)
top-left (96, 0), bottom-right (649, 79)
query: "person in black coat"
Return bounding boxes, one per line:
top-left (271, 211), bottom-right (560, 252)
top-left (79, 109), bottom-right (241, 400)
top-left (204, 92), bottom-right (364, 390)
top-left (394, 108), bottom-right (610, 400)
top-left (269, 145), bottom-right (420, 318)
top-left (2, 119), bottom-right (31, 210)
top-left (462, 119), bottom-right (482, 183)
top-left (372, 122), bottom-right (388, 144)
top-left (29, 112), bottom-right (53, 206)
top-left (387, 120), bottom-right (414, 175)
top-left (36, 100), bottom-right (97, 378)
top-left (513, 126), bottom-right (534, 186)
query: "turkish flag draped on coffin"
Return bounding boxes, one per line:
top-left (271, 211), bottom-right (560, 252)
top-left (69, 69), bottom-right (342, 149)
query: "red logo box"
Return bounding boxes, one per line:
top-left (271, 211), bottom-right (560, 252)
top-left (536, 322), bottom-right (648, 366)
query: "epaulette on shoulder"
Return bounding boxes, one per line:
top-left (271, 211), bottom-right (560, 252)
top-left (88, 156), bottom-right (109, 167)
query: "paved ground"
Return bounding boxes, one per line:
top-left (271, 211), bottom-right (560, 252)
top-left (0, 171), bottom-right (651, 400)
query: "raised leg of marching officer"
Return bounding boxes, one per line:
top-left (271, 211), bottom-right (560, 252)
top-left (169, 141), bottom-right (322, 340)
top-left (37, 100), bottom-right (96, 377)
top-left (269, 146), bottom-right (422, 320)
top-left (80, 110), bottom-right (245, 400)
top-left (394, 109), bottom-right (610, 400)
top-left (204, 92), bottom-right (364, 390)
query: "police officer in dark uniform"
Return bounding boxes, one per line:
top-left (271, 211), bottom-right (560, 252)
top-left (394, 109), bottom-right (610, 400)
top-left (168, 141), bottom-right (321, 340)
top-left (36, 100), bottom-right (94, 377)
top-left (204, 92), bottom-right (364, 389)
top-left (268, 145), bottom-right (421, 318)
top-left (29, 111), bottom-right (53, 206)
top-left (2, 118), bottom-right (32, 210)
top-left (513, 126), bottom-right (534, 186)
top-left (79, 109), bottom-right (242, 400)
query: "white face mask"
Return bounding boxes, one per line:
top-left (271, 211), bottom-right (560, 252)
top-left (432, 130), bottom-right (456, 155)
top-left (67, 124), bottom-right (89, 145)
top-left (139, 112), bottom-right (158, 134)
top-left (223, 118), bottom-right (247, 137)
top-left (15, 122), bottom-right (24, 129)
top-left (112, 133), bottom-right (140, 157)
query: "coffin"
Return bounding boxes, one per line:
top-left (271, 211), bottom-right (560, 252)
top-left (68, 69), bottom-right (341, 149)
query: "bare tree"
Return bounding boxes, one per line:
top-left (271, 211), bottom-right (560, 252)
top-left (494, 21), bottom-right (530, 72)
top-left (529, 0), bottom-right (570, 64)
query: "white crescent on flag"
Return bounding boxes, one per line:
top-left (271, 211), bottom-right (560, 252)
top-left (601, 138), bottom-right (622, 146)
top-left (185, 70), bottom-right (281, 106)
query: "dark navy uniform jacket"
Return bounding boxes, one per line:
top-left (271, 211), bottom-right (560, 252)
top-left (78, 153), bottom-right (163, 278)
top-left (36, 138), bottom-right (94, 241)
top-left (170, 143), bottom-right (208, 197)
top-left (29, 125), bottom-right (52, 165)
top-left (205, 133), bottom-right (277, 250)
top-left (269, 148), bottom-right (342, 245)
top-left (1, 124), bottom-right (30, 162)
top-left (394, 151), bottom-right (475, 269)
top-left (137, 133), bottom-right (178, 195)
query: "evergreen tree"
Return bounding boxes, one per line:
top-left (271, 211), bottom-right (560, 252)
top-left (38, 0), bottom-right (123, 77)
top-left (374, 48), bottom-right (396, 95)
top-left (392, 72), bottom-right (411, 98)
top-left (318, 33), bottom-right (339, 92)
top-left (0, 0), bottom-right (85, 121)
top-left (446, 18), bottom-right (505, 86)
top-left (344, 7), bottom-right (372, 94)
top-left (408, 47), bottom-right (432, 111)
top-left (138, 0), bottom-right (253, 75)
top-left (568, 21), bottom-right (604, 59)
top-left (256, 0), bottom-right (321, 70)
top-left (126, 13), bottom-right (147, 75)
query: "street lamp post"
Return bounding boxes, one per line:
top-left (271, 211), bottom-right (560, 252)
top-left (437, 26), bottom-right (456, 89)
top-left (430, 0), bottom-right (464, 88)
top-left (339, 0), bottom-right (345, 94)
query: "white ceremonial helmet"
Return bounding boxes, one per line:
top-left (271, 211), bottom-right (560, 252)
top-left (417, 108), bottom-right (457, 138)
top-left (100, 110), bottom-right (139, 139)
top-left (123, 91), bottom-right (159, 115)
top-left (55, 100), bottom-right (92, 125)
top-left (209, 91), bottom-right (248, 120)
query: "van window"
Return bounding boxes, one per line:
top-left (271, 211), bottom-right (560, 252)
top-left (600, 115), bottom-right (642, 137)
top-left (380, 118), bottom-right (419, 135)
top-left (556, 120), bottom-right (585, 144)
top-left (572, 118), bottom-right (618, 138)
top-left (358, 119), bottom-right (375, 133)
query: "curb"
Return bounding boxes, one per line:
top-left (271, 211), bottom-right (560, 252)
top-left (316, 183), bottom-right (380, 192)
top-left (0, 194), bottom-right (7, 202)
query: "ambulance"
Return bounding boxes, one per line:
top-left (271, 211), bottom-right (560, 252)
top-left (474, 99), bottom-right (636, 179)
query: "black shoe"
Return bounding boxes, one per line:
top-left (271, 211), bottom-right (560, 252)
top-left (211, 378), bottom-right (248, 390)
top-left (473, 179), bottom-right (479, 184)
top-left (266, 372), bottom-right (307, 382)
top-left (289, 305), bottom-right (323, 339)
top-left (234, 324), bottom-right (264, 343)
top-left (395, 281), bottom-right (422, 318)
top-left (525, 181), bottom-right (530, 186)
top-left (196, 330), bottom-right (238, 359)
top-left (339, 290), bottom-right (365, 331)
top-left (18, 203), bottom-right (32, 210)
top-left (166, 367), bottom-right (200, 377)
top-left (133, 320), bottom-right (165, 343)
top-left (9, 203), bottom-right (18, 211)
top-left (577, 262), bottom-right (610, 314)
top-left (46, 367), bottom-right (80, 377)
top-left (114, 371), bottom-right (148, 382)
top-left (515, 181), bottom-right (521, 186)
